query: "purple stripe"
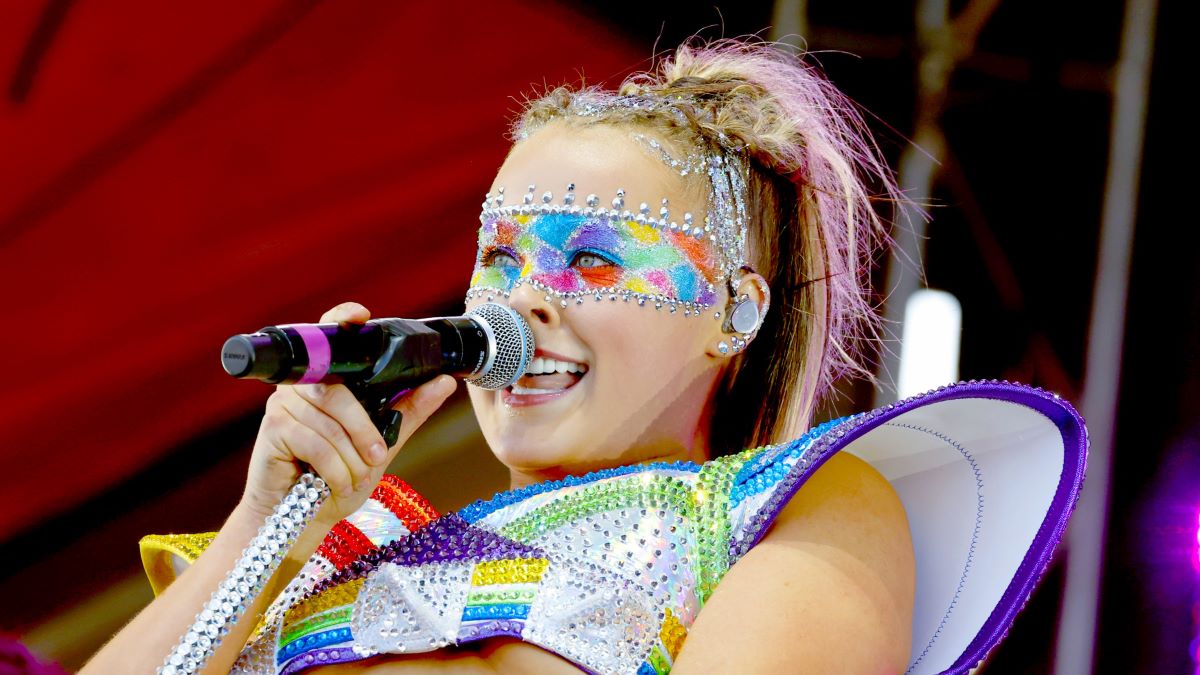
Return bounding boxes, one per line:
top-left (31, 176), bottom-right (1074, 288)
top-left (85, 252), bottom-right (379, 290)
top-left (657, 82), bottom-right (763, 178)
top-left (278, 623), bottom-right (595, 675)
top-left (457, 618), bottom-right (525, 641)
top-left (280, 645), bottom-right (364, 674)
top-left (292, 325), bottom-right (331, 384)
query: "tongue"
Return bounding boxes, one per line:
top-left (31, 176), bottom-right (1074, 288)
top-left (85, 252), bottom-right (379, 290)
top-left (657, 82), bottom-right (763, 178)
top-left (516, 372), bottom-right (581, 390)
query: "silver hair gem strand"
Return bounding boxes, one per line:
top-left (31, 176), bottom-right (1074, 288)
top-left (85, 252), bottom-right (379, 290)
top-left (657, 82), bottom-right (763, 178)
top-left (515, 91), bottom-right (752, 286)
top-left (158, 473), bottom-right (329, 675)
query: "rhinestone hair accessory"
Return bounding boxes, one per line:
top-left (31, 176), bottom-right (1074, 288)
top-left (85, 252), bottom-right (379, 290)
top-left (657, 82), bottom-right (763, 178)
top-left (500, 90), bottom-right (752, 301)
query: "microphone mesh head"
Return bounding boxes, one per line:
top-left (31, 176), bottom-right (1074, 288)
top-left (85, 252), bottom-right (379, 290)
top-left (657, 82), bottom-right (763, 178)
top-left (465, 303), bottom-right (535, 390)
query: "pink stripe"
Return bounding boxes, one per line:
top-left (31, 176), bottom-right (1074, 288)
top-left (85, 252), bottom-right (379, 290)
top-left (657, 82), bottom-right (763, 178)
top-left (293, 325), bottom-right (331, 384)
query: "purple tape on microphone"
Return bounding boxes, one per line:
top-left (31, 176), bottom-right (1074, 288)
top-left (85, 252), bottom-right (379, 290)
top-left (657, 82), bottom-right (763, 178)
top-left (292, 325), bottom-right (332, 384)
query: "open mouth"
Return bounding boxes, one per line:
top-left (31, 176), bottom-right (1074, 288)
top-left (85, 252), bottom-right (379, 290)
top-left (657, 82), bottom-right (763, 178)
top-left (502, 355), bottom-right (589, 405)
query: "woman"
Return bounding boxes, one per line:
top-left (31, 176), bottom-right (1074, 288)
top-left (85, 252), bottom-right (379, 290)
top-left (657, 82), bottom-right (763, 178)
top-left (84, 38), bottom-right (1087, 675)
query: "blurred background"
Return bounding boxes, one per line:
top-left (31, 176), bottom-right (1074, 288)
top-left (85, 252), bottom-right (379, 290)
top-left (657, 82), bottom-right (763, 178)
top-left (0, 0), bottom-right (1189, 672)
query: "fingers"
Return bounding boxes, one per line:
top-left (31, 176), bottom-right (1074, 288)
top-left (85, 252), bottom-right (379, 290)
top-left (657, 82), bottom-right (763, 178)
top-left (290, 382), bottom-right (389, 465)
top-left (273, 404), bottom-right (356, 498)
top-left (277, 388), bottom-right (375, 491)
top-left (382, 375), bottom-right (458, 463)
top-left (247, 301), bottom-right (456, 522)
top-left (320, 301), bottom-right (370, 326)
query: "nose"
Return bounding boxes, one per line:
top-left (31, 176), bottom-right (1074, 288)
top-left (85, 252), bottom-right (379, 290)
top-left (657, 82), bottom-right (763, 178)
top-left (507, 282), bottom-right (561, 330)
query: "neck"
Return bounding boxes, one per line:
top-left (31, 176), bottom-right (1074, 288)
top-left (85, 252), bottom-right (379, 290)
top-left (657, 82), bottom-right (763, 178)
top-left (505, 415), bottom-right (715, 491)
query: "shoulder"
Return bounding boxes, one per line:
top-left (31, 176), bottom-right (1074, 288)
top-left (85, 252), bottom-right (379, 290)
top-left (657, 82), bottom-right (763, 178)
top-left (766, 452), bottom-right (915, 616)
top-left (673, 450), bottom-right (915, 673)
top-left (773, 450), bottom-right (911, 539)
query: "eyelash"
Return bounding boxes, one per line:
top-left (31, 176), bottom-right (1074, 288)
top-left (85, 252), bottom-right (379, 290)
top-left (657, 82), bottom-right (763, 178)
top-left (570, 249), bottom-right (618, 268)
top-left (481, 247), bottom-right (618, 269)
top-left (481, 246), bottom-right (519, 268)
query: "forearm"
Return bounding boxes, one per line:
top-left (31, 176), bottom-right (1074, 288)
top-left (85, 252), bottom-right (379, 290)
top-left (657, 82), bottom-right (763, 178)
top-left (82, 501), bottom-right (336, 675)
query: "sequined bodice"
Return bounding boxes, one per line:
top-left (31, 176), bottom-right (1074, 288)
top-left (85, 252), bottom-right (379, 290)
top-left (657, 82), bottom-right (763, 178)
top-left (227, 418), bottom-right (844, 675)
top-left (143, 381), bottom-right (1089, 675)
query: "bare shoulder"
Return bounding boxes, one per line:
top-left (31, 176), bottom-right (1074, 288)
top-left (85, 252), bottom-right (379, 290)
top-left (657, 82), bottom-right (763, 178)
top-left (773, 450), bottom-right (914, 610)
top-left (774, 450), bottom-right (912, 540)
top-left (671, 450), bottom-right (916, 673)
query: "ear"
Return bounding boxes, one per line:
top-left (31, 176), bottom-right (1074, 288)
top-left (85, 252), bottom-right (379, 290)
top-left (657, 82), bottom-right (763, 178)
top-left (703, 270), bottom-right (771, 359)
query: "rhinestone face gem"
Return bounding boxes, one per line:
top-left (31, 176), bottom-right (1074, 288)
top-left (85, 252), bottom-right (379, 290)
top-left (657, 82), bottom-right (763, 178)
top-left (468, 198), bottom-right (721, 311)
top-left (472, 94), bottom-right (752, 318)
top-left (524, 98), bottom-right (751, 288)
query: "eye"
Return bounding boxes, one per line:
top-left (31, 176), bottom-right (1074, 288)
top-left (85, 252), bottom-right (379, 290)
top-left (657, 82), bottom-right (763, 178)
top-left (481, 247), bottom-right (520, 268)
top-left (571, 250), bottom-right (617, 269)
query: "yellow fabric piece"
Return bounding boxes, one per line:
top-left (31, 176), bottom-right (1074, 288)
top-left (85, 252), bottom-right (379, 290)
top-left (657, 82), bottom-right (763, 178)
top-left (284, 577), bottom-right (365, 627)
top-left (470, 558), bottom-right (549, 586)
top-left (139, 532), bottom-right (217, 596)
top-left (659, 608), bottom-right (687, 659)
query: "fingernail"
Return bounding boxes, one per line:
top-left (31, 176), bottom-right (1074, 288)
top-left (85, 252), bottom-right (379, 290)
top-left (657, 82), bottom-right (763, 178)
top-left (369, 442), bottom-right (387, 464)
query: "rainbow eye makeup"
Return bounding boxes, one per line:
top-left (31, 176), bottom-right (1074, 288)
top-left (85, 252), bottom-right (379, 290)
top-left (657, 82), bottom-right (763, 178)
top-left (467, 210), bottom-right (719, 314)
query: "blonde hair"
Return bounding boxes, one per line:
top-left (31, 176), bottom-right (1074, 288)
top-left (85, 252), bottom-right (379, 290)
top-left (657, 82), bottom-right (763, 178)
top-left (512, 37), bottom-right (904, 453)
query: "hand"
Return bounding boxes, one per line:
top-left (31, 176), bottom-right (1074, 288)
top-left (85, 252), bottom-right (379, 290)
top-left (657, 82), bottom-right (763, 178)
top-left (239, 301), bottom-right (457, 525)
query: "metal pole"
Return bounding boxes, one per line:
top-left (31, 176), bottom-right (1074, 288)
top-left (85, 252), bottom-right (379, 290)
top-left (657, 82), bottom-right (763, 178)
top-left (768, 0), bottom-right (809, 50)
top-left (874, 0), bottom-right (950, 405)
top-left (1053, 0), bottom-right (1158, 672)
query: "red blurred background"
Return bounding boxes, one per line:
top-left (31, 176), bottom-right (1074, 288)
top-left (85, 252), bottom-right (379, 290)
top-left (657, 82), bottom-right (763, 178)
top-left (1, 0), bottom-right (1191, 672)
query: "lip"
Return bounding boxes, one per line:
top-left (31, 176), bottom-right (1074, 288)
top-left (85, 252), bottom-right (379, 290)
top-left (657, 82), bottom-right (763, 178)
top-left (533, 348), bottom-right (586, 363)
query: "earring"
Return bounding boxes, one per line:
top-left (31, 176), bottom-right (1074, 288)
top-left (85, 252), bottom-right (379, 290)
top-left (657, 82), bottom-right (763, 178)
top-left (716, 296), bottom-right (760, 356)
top-left (718, 268), bottom-right (768, 356)
top-left (723, 294), bottom-right (761, 334)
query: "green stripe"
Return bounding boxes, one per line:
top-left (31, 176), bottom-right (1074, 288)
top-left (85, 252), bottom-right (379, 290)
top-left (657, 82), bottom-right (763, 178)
top-left (693, 448), bottom-right (757, 605)
top-left (281, 607), bottom-right (353, 645)
top-left (500, 475), bottom-right (694, 542)
top-left (648, 645), bottom-right (671, 674)
top-left (466, 587), bottom-right (536, 606)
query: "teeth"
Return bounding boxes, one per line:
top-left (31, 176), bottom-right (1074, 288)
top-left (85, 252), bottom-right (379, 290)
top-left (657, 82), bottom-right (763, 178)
top-left (524, 357), bottom-right (588, 375)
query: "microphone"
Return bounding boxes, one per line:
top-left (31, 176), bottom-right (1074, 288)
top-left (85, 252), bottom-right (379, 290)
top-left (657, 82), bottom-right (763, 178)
top-left (220, 303), bottom-right (534, 445)
top-left (222, 302), bottom-right (534, 390)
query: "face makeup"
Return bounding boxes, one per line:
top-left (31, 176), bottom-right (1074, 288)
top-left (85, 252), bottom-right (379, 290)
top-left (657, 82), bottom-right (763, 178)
top-left (469, 208), bottom-right (720, 310)
top-left (463, 122), bottom-right (747, 477)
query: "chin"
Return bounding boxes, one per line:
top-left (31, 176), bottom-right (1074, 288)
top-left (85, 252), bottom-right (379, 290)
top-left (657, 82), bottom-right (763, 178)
top-left (492, 426), bottom-right (566, 465)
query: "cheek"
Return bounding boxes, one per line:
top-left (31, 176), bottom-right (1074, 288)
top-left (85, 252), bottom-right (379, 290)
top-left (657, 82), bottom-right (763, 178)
top-left (585, 308), bottom-right (710, 382)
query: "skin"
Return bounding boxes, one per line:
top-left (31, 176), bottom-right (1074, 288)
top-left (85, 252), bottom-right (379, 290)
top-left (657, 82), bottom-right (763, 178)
top-left (464, 121), bottom-right (755, 488)
top-left (82, 121), bottom-right (913, 675)
top-left (312, 122), bottom-right (914, 672)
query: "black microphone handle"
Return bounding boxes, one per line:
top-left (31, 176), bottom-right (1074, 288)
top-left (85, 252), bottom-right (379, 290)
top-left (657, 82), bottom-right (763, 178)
top-left (222, 306), bottom-right (531, 447)
top-left (221, 317), bottom-right (490, 386)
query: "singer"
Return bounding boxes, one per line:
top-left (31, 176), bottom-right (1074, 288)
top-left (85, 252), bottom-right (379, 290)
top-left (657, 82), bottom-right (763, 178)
top-left (84, 37), bottom-right (1087, 674)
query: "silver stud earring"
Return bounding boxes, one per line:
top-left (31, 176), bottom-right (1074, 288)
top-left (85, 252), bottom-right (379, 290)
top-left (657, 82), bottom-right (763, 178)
top-left (723, 294), bottom-right (761, 335)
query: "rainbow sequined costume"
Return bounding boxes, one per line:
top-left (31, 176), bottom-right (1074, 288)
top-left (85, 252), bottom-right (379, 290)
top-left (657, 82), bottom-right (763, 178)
top-left (142, 381), bottom-right (1088, 675)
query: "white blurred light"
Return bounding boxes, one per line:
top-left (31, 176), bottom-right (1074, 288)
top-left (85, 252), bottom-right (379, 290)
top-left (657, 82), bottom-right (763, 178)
top-left (897, 289), bottom-right (962, 399)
